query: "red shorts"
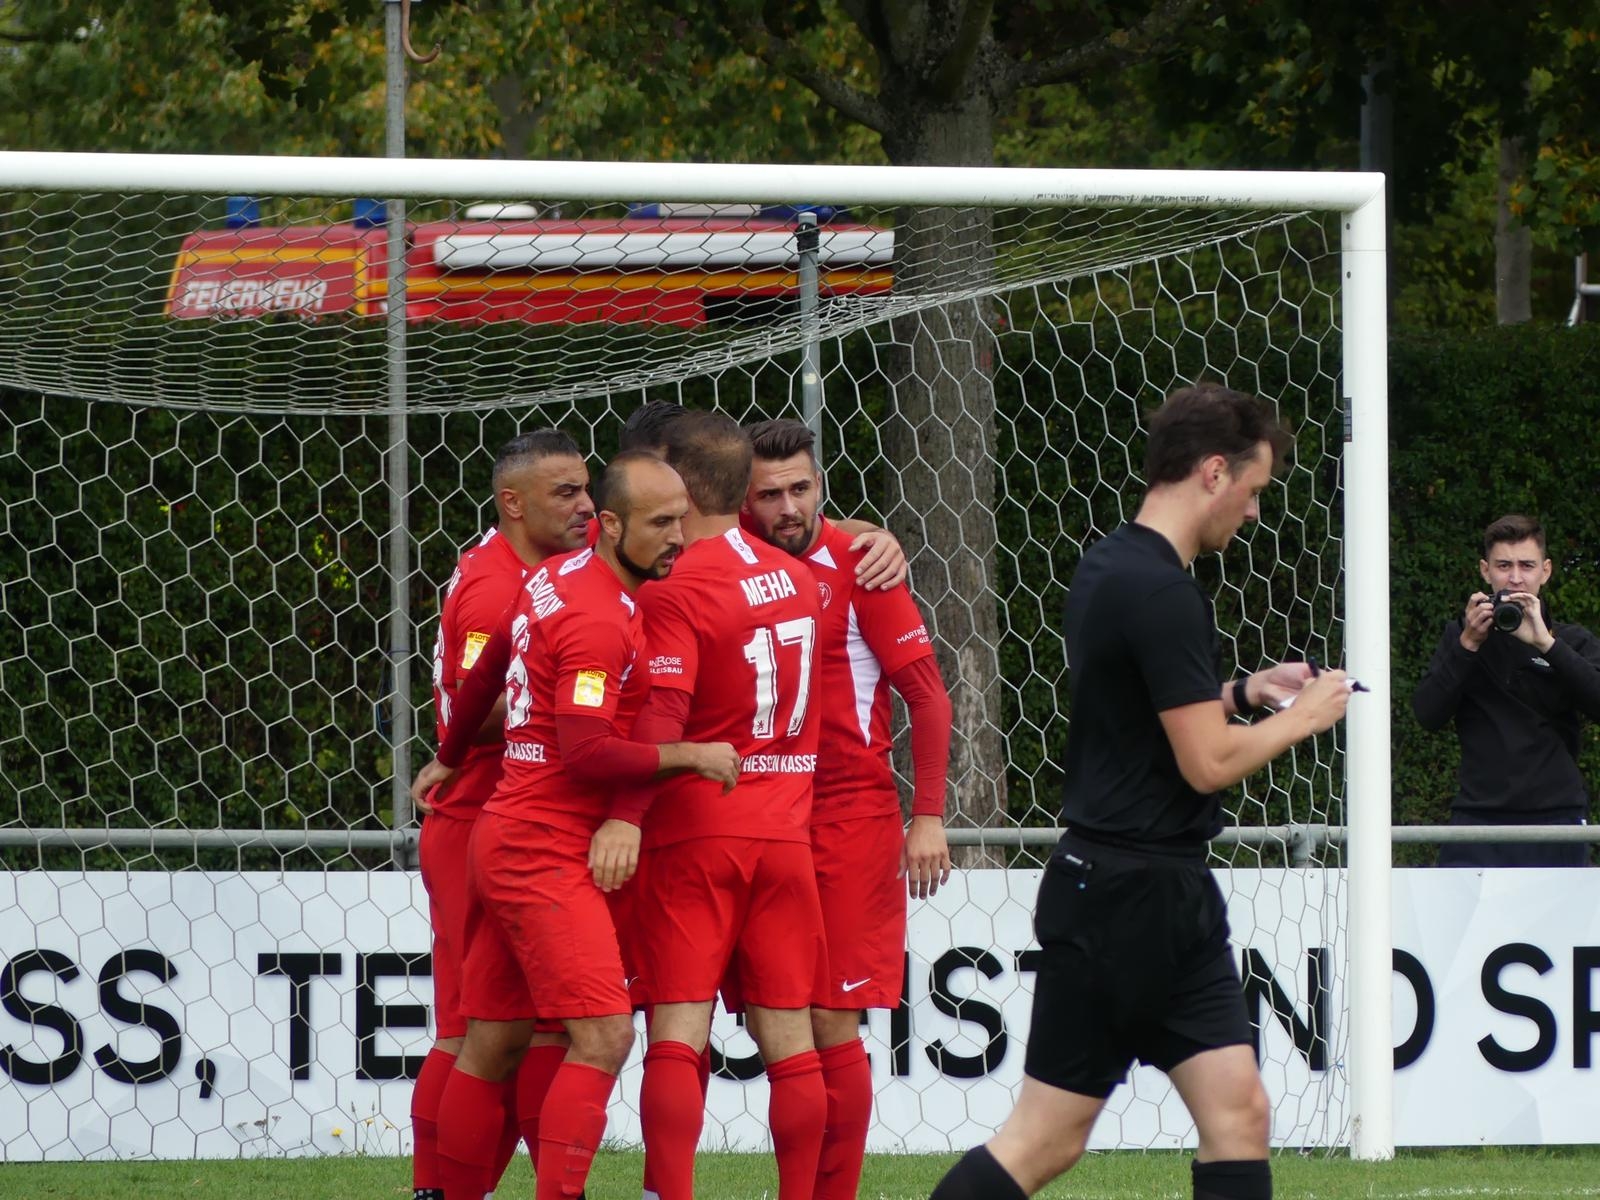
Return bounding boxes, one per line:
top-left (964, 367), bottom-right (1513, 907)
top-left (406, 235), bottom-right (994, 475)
top-left (634, 836), bottom-right (826, 1010)
top-left (418, 812), bottom-right (477, 1039)
top-left (605, 849), bottom-right (648, 1007)
top-left (460, 812), bottom-right (631, 1021)
top-left (812, 813), bottom-right (907, 1009)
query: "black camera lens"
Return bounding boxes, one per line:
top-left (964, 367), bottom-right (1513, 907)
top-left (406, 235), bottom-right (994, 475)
top-left (1492, 589), bottom-right (1524, 633)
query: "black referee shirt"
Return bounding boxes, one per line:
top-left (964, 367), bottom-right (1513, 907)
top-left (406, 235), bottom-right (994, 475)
top-left (1058, 522), bottom-right (1226, 849)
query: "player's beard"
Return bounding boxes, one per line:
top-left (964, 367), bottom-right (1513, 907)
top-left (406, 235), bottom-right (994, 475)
top-left (615, 522), bottom-right (676, 582)
top-left (769, 515), bottom-right (813, 556)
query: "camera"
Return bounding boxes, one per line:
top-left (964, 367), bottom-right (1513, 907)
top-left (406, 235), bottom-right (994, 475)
top-left (1491, 589), bottom-right (1524, 633)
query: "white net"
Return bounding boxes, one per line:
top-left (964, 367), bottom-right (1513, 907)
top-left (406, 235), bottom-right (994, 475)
top-left (0, 167), bottom-right (1351, 1158)
top-left (2, 191), bottom-right (1313, 415)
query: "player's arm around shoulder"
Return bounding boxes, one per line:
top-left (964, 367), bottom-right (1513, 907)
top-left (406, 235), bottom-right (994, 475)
top-left (1160, 672), bottom-right (1352, 794)
top-left (830, 515), bottom-right (907, 591)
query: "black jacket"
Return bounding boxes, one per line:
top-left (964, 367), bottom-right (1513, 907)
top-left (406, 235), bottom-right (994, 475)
top-left (1412, 609), bottom-right (1600, 818)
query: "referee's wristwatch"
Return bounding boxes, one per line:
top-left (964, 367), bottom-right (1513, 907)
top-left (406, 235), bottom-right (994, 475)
top-left (1232, 676), bottom-right (1256, 717)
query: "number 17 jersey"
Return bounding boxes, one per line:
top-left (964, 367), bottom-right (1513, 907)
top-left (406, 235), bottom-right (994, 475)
top-left (639, 527), bottom-right (822, 848)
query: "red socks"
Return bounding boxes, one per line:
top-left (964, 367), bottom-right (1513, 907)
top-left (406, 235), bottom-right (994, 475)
top-left (437, 1069), bottom-right (508, 1200)
top-left (766, 1049), bottom-right (826, 1200)
top-left (641, 1042), bottom-right (710, 1198)
top-left (517, 1043), bottom-right (569, 1158)
top-left (411, 1047), bottom-right (456, 1194)
top-left (493, 1076), bottom-right (521, 1189)
top-left (640, 1040), bottom-right (707, 1200)
top-left (534, 1061), bottom-right (617, 1200)
top-left (816, 1039), bottom-right (873, 1200)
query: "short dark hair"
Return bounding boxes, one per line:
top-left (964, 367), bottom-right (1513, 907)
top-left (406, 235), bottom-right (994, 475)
top-left (1483, 514), bottom-right (1546, 558)
top-left (1143, 384), bottom-right (1292, 486)
top-left (619, 400), bottom-right (687, 452)
top-left (745, 418), bottom-right (817, 465)
top-left (663, 410), bottom-right (751, 516)
top-left (492, 428), bottom-right (582, 491)
top-left (597, 448), bottom-right (673, 517)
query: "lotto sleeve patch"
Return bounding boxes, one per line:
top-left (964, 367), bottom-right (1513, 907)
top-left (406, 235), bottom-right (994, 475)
top-left (460, 631), bottom-right (489, 670)
top-left (572, 669), bottom-right (607, 708)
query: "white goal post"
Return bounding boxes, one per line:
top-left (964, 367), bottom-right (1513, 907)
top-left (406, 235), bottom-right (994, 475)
top-left (0, 152), bottom-right (1391, 1160)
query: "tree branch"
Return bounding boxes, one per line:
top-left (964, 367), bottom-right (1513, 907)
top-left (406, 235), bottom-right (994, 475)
top-left (838, 0), bottom-right (897, 63)
top-left (1007, 0), bottom-right (1207, 93)
top-left (749, 22), bottom-right (890, 132)
top-left (929, 0), bottom-right (994, 101)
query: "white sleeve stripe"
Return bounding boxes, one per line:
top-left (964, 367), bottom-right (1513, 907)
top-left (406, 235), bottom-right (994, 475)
top-left (845, 602), bottom-right (883, 744)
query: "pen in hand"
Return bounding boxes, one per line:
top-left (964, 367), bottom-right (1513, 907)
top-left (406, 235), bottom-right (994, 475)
top-left (1308, 654), bottom-right (1370, 693)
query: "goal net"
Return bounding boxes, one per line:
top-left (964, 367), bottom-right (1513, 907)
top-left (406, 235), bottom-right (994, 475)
top-left (0, 154), bottom-right (1390, 1160)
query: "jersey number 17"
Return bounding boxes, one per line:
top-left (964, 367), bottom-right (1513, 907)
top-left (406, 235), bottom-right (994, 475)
top-left (741, 617), bottom-right (814, 738)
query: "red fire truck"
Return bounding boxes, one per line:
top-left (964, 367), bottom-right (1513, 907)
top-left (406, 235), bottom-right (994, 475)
top-left (165, 202), bottom-right (894, 329)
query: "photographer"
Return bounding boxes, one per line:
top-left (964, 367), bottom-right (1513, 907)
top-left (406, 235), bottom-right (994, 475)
top-left (1412, 514), bottom-right (1600, 866)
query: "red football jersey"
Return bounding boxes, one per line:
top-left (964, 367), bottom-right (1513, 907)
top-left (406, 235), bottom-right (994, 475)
top-left (639, 527), bottom-right (822, 848)
top-left (482, 547), bottom-right (650, 836)
top-left (800, 517), bottom-right (936, 820)
top-left (428, 528), bottom-right (528, 819)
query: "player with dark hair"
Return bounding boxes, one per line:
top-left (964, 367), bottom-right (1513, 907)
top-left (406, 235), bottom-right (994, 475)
top-left (411, 428), bottom-right (593, 1200)
top-left (620, 399), bottom-right (688, 454)
top-left (742, 417), bottom-right (953, 1200)
top-left (929, 383), bottom-right (1355, 1200)
top-left (612, 410), bottom-right (829, 1200)
top-left (415, 450), bottom-right (741, 1200)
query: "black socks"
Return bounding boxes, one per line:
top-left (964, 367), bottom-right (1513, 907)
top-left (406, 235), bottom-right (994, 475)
top-left (930, 1145), bottom-right (1028, 1200)
top-left (1193, 1158), bottom-right (1272, 1200)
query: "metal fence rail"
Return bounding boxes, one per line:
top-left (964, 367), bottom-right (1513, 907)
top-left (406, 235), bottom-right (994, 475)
top-left (3, 824), bottom-right (1596, 867)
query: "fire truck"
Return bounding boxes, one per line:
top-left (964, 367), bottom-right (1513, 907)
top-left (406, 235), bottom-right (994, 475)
top-left (165, 200), bottom-right (894, 329)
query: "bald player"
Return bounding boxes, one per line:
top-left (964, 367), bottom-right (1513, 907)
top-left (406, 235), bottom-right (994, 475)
top-left (616, 412), bottom-right (828, 1200)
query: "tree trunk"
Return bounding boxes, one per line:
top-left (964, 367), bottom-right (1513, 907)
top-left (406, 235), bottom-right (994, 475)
top-left (1495, 132), bottom-right (1533, 324)
top-left (490, 74), bottom-right (538, 161)
top-left (881, 99), bottom-right (1009, 866)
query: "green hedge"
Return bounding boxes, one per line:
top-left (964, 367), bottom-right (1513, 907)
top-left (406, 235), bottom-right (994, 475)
top-left (5, 320), bottom-right (1600, 869)
top-left (1388, 323), bottom-right (1600, 856)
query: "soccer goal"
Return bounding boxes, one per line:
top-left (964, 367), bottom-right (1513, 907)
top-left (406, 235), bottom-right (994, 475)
top-left (0, 152), bottom-right (1391, 1161)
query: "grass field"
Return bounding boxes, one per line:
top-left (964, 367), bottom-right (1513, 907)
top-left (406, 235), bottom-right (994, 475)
top-left (15, 1147), bottom-right (1600, 1200)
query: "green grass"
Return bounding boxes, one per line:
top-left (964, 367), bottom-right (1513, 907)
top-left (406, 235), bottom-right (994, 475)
top-left (12, 1148), bottom-right (1600, 1200)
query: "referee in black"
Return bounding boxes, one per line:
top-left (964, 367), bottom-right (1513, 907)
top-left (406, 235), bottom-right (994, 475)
top-left (930, 385), bottom-right (1355, 1200)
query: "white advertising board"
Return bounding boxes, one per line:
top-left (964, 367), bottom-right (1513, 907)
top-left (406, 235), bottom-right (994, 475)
top-left (3, 867), bottom-right (1597, 1159)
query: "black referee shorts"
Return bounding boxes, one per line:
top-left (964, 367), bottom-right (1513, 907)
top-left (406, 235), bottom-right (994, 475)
top-left (1023, 834), bottom-right (1253, 1098)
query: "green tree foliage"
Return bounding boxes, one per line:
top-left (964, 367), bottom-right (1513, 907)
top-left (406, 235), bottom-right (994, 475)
top-left (1132, 1), bottom-right (1600, 326)
top-left (0, 0), bottom-right (884, 163)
